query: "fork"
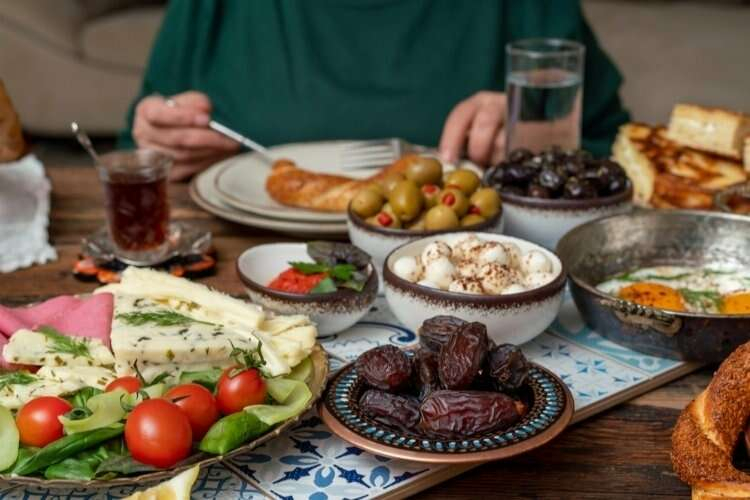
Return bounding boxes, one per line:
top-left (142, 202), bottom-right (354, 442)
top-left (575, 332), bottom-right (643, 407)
top-left (339, 138), bottom-right (430, 171)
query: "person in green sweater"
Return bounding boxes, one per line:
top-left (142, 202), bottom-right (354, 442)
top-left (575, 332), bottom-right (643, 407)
top-left (121, 0), bottom-right (629, 180)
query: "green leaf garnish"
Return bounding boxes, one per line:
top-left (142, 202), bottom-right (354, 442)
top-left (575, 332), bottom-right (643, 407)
top-left (116, 310), bottom-right (213, 327)
top-left (289, 262), bottom-right (329, 275)
top-left (612, 271), bottom-right (692, 282)
top-left (310, 277), bottom-right (337, 294)
top-left (229, 341), bottom-right (266, 375)
top-left (37, 326), bottom-right (92, 359)
top-left (329, 263), bottom-right (356, 281)
top-left (0, 371), bottom-right (37, 391)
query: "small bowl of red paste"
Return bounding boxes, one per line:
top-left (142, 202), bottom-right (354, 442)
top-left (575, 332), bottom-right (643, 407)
top-left (237, 242), bottom-right (377, 336)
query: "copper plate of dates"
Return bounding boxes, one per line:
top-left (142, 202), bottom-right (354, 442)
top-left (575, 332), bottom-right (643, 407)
top-left (319, 357), bottom-right (573, 463)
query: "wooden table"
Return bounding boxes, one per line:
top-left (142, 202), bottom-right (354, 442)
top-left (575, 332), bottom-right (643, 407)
top-left (1, 166), bottom-right (705, 499)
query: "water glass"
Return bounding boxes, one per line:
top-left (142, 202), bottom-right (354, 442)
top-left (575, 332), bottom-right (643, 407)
top-left (505, 38), bottom-right (585, 155)
top-left (96, 149), bottom-right (172, 265)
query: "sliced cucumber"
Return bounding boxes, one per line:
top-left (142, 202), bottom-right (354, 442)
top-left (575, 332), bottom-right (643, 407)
top-left (60, 389), bottom-right (127, 434)
top-left (0, 405), bottom-right (19, 471)
top-left (288, 356), bottom-right (313, 383)
top-left (245, 379), bottom-right (312, 426)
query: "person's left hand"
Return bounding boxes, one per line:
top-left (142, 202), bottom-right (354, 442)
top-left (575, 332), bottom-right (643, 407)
top-left (439, 91), bottom-right (507, 167)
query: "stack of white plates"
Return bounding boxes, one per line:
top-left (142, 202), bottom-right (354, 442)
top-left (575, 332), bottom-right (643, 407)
top-left (190, 141), bottom-right (379, 237)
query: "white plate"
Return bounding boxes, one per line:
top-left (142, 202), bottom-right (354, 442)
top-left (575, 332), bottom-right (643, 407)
top-left (190, 163), bottom-right (348, 237)
top-left (213, 141), bottom-right (383, 223)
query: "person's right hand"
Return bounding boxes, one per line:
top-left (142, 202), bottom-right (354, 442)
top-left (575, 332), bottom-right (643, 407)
top-left (132, 91), bottom-right (240, 181)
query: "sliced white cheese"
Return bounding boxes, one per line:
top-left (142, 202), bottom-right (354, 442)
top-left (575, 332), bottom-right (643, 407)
top-left (2, 329), bottom-right (115, 368)
top-left (0, 377), bottom-right (87, 410)
top-left (36, 366), bottom-right (116, 391)
top-left (261, 315), bottom-right (312, 335)
top-left (110, 295), bottom-right (291, 375)
top-left (96, 267), bottom-right (265, 329)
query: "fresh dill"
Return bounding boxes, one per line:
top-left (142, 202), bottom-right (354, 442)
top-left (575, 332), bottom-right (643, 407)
top-left (678, 288), bottom-right (723, 310)
top-left (37, 326), bottom-right (92, 359)
top-left (0, 371), bottom-right (37, 391)
top-left (116, 310), bottom-right (214, 327)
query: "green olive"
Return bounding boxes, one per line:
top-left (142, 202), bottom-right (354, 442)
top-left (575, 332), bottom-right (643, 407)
top-left (444, 169), bottom-right (481, 195)
top-left (439, 187), bottom-right (469, 217)
top-left (404, 156), bottom-right (443, 186)
top-left (469, 187), bottom-right (501, 218)
top-left (362, 183), bottom-right (385, 198)
top-left (421, 184), bottom-right (442, 209)
top-left (460, 213), bottom-right (487, 227)
top-left (424, 204), bottom-right (460, 230)
top-left (351, 188), bottom-right (384, 218)
top-left (379, 173), bottom-right (406, 198)
top-left (367, 210), bottom-right (402, 228)
top-left (389, 180), bottom-right (423, 222)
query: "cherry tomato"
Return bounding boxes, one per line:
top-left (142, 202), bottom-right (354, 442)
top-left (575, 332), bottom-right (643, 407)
top-left (216, 367), bottom-right (267, 415)
top-left (16, 396), bottom-right (72, 447)
top-left (106, 376), bottom-right (142, 394)
top-left (165, 383), bottom-right (220, 440)
top-left (124, 399), bottom-right (192, 468)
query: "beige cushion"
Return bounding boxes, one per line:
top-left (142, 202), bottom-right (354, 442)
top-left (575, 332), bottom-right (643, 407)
top-left (0, 0), bottom-right (85, 53)
top-left (80, 7), bottom-right (164, 70)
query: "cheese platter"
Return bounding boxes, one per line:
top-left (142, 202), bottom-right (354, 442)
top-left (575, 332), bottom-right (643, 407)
top-left (0, 268), bottom-right (328, 488)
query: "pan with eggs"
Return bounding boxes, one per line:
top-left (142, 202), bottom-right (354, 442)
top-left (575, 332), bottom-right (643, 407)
top-left (597, 266), bottom-right (750, 315)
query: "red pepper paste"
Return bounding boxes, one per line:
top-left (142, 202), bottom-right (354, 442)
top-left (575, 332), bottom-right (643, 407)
top-left (268, 268), bottom-right (326, 294)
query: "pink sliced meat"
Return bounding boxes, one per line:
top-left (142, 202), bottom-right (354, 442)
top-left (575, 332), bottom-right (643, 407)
top-left (0, 293), bottom-right (114, 347)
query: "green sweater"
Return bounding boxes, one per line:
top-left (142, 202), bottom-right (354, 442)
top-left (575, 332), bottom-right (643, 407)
top-left (120, 0), bottom-right (629, 157)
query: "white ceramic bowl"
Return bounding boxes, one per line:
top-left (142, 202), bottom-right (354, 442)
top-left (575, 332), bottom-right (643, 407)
top-left (237, 243), bottom-right (377, 336)
top-left (383, 232), bottom-right (566, 345)
top-left (347, 207), bottom-right (504, 288)
top-left (499, 184), bottom-right (633, 250)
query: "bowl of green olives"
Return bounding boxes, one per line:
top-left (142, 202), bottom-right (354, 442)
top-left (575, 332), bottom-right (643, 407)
top-left (347, 156), bottom-right (504, 283)
top-left (484, 148), bottom-right (633, 250)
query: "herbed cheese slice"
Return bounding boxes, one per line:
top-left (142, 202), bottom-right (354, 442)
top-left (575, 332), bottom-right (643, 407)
top-left (37, 366), bottom-right (116, 390)
top-left (110, 295), bottom-right (291, 376)
top-left (2, 329), bottom-right (115, 368)
top-left (115, 360), bottom-right (233, 384)
top-left (0, 377), bottom-right (87, 410)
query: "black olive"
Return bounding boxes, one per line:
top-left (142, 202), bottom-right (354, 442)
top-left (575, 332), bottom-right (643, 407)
top-left (527, 184), bottom-right (551, 198)
top-left (607, 176), bottom-right (627, 195)
top-left (538, 168), bottom-right (565, 192)
top-left (508, 148), bottom-right (534, 164)
top-left (561, 159), bottom-right (583, 176)
top-left (580, 167), bottom-right (607, 193)
top-left (504, 164), bottom-right (536, 185)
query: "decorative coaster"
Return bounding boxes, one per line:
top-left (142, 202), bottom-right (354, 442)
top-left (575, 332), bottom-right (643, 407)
top-left (73, 222), bottom-right (215, 283)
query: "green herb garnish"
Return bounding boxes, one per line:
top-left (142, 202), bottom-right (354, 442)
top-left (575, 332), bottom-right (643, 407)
top-left (612, 271), bottom-right (693, 282)
top-left (229, 341), bottom-right (266, 376)
top-left (37, 326), bottom-right (92, 359)
top-left (0, 371), bottom-right (37, 391)
top-left (309, 277), bottom-right (337, 294)
top-left (289, 262), bottom-right (329, 274)
top-left (678, 288), bottom-right (723, 311)
top-left (116, 310), bottom-right (213, 327)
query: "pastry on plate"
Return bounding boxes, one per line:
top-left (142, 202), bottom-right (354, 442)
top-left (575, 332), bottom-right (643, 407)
top-left (265, 155), bottom-right (415, 213)
top-left (613, 123), bottom-right (747, 209)
top-left (667, 103), bottom-right (750, 162)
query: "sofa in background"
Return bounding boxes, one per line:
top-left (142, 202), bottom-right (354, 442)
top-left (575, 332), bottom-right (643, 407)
top-left (0, 0), bottom-right (748, 136)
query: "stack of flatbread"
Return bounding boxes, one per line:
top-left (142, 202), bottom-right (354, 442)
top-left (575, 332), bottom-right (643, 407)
top-left (613, 104), bottom-right (750, 210)
top-left (0, 80), bottom-right (26, 162)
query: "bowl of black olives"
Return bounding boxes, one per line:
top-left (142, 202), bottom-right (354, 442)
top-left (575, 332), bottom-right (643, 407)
top-left (348, 155), bottom-right (504, 282)
top-left (484, 147), bottom-right (633, 249)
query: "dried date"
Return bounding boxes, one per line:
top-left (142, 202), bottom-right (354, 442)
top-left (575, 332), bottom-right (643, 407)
top-left (485, 344), bottom-right (530, 392)
top-left (359, 389), bottom-right (420, 431)
top-left (419, 390), bottom-right (525, 439)
top-left (415, 349), bottom-right (440, 400)
top-left (438, 322), bottom-right (488, 390)
top-left (419, 316), bottom-right (467, 353)
top-left (355, 345), bottom-right (412, 392)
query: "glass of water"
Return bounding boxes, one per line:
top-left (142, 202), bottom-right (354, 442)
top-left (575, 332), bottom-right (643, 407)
top-left (505, 38), bottom-right (585, 155)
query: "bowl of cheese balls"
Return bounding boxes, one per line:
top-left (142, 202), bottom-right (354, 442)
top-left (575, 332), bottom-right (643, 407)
top-left (484, 147), bottom-right (633, 250)
top-left (383, 232), bottom-right (566, 344)
top-left (347, 155), bottom-right (503, 282)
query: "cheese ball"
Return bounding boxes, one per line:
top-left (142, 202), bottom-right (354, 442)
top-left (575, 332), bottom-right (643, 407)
top-left (520, 250), bottom-right (553, 275)
top-left (392, 256), bottom-right (423, 283)
top-left (421, 241), bottom-right (452, 265)
top-left (448, 277), bottom-right (484, 294)
top-left (478, 263), bottom-right (519, 294)
top-left (423, 257), bottom-right (456, 289)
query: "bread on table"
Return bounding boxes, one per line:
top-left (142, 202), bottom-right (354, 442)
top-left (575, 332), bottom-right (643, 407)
top-left (613, 123), bottom-right (747, 210)
top-left (667, 103), bottom-right (750, 161)
top-left (671, 341), bottom-right (750, 499)
top-left (0, 80), bottom-right (26, 162)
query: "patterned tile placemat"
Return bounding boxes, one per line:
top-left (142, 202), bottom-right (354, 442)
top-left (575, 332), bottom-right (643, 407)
top-left (0, 294), bottom-right (696, 500)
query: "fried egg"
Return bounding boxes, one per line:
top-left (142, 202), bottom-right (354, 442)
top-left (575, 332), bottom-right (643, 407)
top-left (598, 265), bottom-right (750, 315)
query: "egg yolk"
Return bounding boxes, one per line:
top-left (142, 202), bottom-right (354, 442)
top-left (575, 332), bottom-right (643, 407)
top-left (720, 291), bottom-right (750, 314)
top-left (618, 283), bottom-right (686, 312)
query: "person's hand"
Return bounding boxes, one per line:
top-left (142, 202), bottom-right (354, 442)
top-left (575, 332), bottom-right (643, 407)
top-left (439, 91), bottom-right (507, 167)
top-left (132, 91), bottom-right (240, 181)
